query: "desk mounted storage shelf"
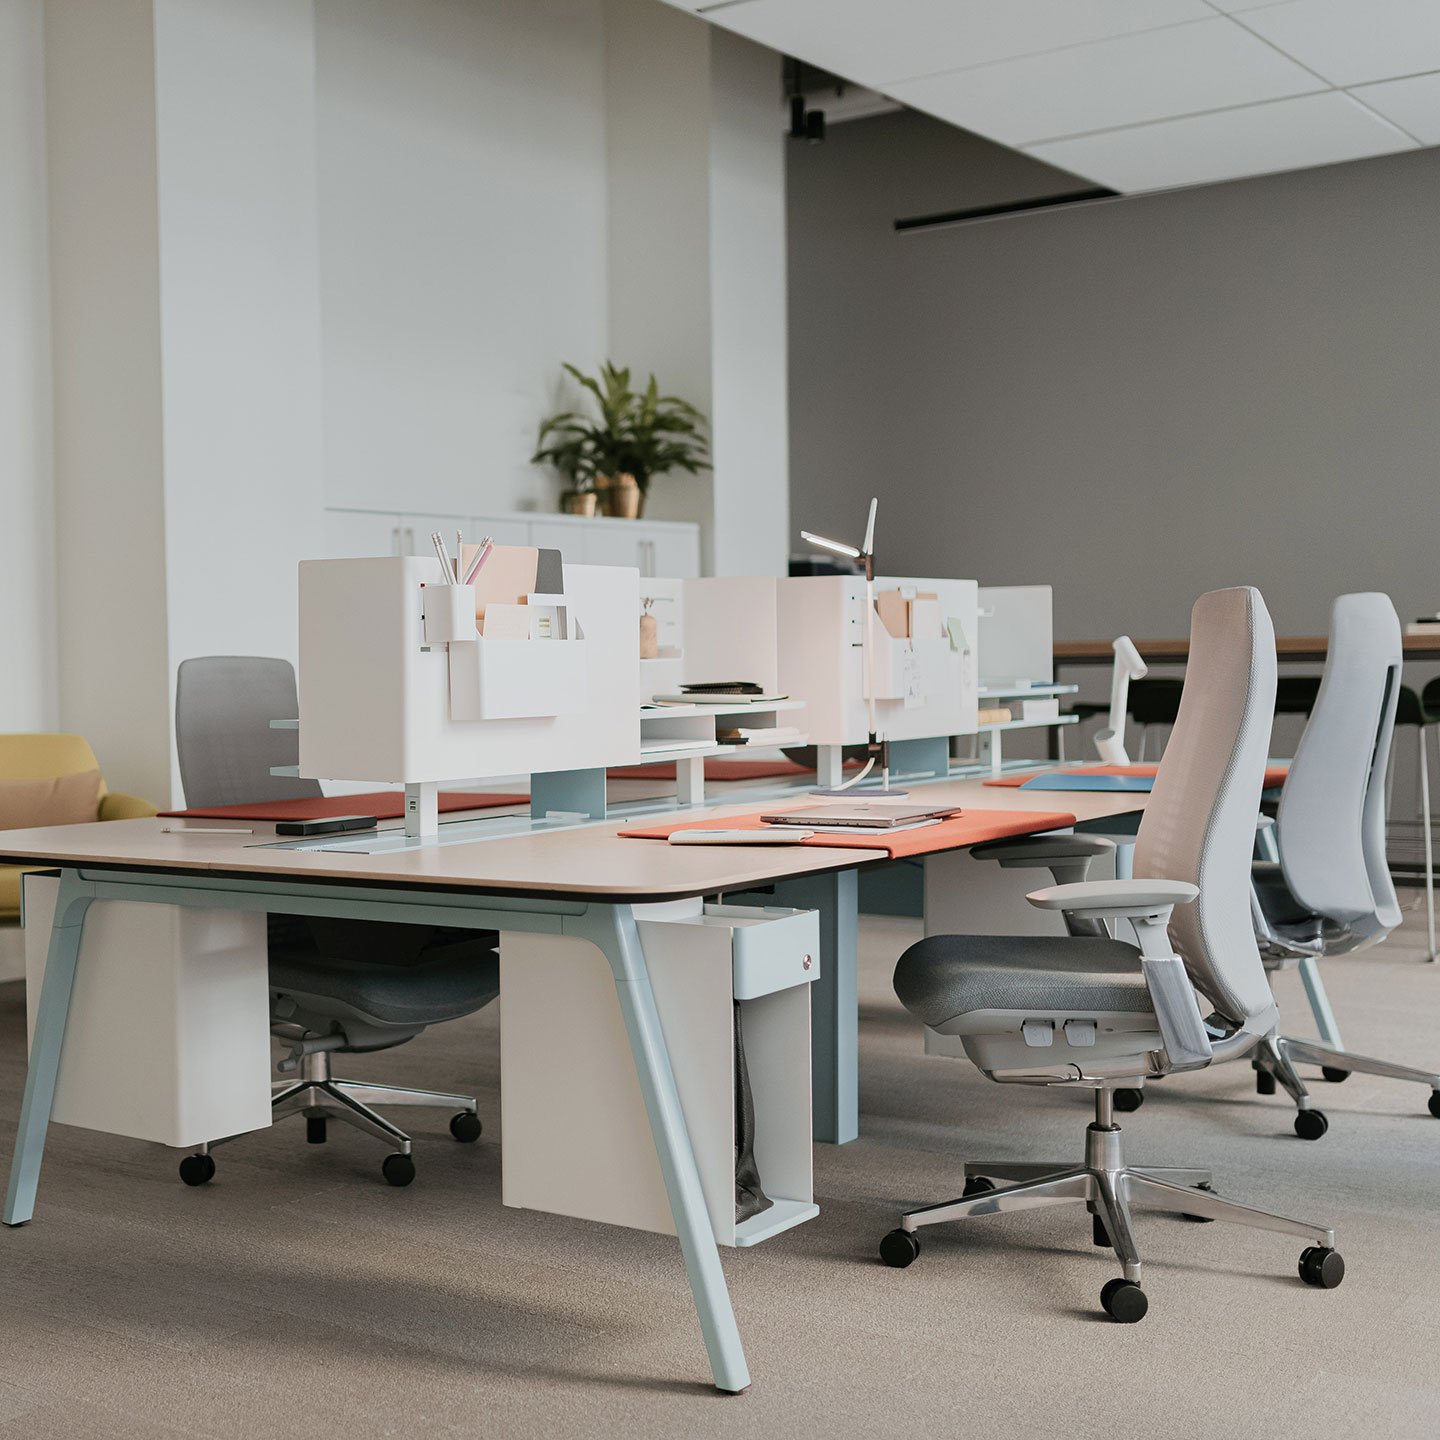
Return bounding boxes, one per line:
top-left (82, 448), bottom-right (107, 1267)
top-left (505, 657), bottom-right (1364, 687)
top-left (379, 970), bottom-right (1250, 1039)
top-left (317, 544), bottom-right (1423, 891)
top-left (501, 902), bottom-right (821, 1247)
top-left (447, 636), bottom-right (587, 721)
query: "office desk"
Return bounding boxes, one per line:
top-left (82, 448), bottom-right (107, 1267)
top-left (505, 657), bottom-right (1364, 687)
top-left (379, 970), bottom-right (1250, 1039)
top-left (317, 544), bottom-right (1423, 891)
top-left (1056, 633), bottom-right (1440, 666)
top-left (0, 782), bottom-right (1141, 1393)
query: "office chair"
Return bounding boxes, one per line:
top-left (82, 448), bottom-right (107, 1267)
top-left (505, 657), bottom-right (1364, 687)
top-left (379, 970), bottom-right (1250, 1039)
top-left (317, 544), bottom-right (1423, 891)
top-left (174, 656), bottom-right (498, 1187)
top-left (1247, 595), bottom-right (1440, 1136)
top-left (879, 588), bottom-right (1344, 1321)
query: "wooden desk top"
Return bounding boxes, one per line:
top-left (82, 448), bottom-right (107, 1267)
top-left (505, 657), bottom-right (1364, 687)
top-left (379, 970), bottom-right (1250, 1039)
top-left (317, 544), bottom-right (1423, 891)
top-left (1056, 634), bottom-right (1440, 666)
top-left (0, 777), bottom-right (1146, 904)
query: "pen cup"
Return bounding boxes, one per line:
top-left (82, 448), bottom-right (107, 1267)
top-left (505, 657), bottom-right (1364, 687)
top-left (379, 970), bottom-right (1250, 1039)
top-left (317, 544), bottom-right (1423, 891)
top-left (422, 583), bottom-right (477, 644)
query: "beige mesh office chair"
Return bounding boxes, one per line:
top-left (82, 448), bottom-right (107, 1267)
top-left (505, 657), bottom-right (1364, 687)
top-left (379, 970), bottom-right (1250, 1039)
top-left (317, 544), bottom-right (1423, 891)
top-left (880, 588), bottom-right (1344, 1322)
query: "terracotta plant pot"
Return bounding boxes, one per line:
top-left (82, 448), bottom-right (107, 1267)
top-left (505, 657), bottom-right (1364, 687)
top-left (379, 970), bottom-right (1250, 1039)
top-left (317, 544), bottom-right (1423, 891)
top-left (560, 490), bottom-right (598, 516)
top-left (597, 472), bottom-right (643, 519)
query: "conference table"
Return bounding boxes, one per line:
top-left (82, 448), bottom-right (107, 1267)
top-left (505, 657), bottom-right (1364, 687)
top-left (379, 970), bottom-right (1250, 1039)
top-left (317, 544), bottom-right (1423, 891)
top-left (0, 772), bottom-right (1147, 1394)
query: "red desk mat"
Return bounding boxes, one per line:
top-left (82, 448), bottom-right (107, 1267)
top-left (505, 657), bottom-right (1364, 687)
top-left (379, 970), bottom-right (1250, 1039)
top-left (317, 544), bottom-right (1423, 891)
top-left (983, 764), bottom-right (1289, 789)
top-left (606, 758), bottom-right (812, 783)
top-left (160, 790), bottom-right (527, 821)
top-left (618, 805), bottom-right (1077, 860)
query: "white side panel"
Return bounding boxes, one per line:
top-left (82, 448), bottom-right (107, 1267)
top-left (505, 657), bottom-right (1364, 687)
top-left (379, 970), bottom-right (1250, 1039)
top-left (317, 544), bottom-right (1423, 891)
top-left (977, 585), bottom-right (1054, 688)
top-left (681, 577), bottom-right (781, 692)
top-left (298, 557), bottom-right (640, 783)
top-left (23, 874), bottom-right (272, 1146)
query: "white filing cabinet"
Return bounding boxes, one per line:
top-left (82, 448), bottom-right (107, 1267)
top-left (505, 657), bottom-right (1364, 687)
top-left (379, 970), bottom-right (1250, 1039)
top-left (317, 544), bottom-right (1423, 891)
top-left (22, 874), bottom-right (273, 1147)
top-left (326, 507), bottom-right (701, 577)
top-left (500, 902), bottom-right (820, 1248)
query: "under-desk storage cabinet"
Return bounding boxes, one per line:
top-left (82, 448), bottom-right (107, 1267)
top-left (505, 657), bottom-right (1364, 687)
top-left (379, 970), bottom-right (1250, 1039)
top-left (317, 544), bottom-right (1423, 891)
top-left (501, 902), bottom-right (820, 1247)
top-left (22, 874), bottom-right (273, 1147)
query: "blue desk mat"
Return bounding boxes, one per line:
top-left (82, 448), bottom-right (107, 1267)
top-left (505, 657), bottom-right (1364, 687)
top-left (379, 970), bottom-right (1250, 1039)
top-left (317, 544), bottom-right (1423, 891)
top-left (1020, 773), bottom-right (1155, 793)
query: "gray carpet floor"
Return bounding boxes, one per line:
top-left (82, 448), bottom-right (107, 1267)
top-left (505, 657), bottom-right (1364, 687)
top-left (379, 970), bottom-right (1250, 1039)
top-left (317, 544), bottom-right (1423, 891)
top-left (1, 904), bottom-right (1438, 1438)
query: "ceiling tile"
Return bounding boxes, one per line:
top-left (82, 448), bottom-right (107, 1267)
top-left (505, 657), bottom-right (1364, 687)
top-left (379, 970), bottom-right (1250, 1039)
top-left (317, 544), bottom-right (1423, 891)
top-left (1351, 71), bottom-right (1440, 143)
top-left (885, 18), bottom-right (1321, 146)
top-left (1026, 90), bottom-right (1416, 191)
top-left (1236, 0), bottom-right (1440, 88)
top-left (679, 0), bottom-right (1212, 88)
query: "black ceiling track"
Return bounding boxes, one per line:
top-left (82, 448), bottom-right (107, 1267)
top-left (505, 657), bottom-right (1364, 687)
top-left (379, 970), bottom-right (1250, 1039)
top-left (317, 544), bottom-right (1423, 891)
top-left (895, 186), bottom-right (1118, 233)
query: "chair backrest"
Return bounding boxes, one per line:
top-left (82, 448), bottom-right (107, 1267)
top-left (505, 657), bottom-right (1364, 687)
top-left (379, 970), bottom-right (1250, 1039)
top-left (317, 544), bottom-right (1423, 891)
top-left (1133, 587), bottom-right (1277, 1027)
top-left (175, 657), bottom-right (323, 809)
top-left (0, 733), bottom-right (105, 788)
top-left (1276, 593), bottom-right (1402, 941)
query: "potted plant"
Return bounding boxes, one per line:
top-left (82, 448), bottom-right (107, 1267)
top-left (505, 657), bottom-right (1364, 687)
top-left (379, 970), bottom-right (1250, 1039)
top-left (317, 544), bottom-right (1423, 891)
top-left (532, 361), bottom-right (708, 519)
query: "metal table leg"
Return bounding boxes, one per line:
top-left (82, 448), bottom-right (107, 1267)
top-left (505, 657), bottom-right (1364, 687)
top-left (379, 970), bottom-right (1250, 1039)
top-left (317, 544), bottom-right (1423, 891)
top-left (5, 870), bottom-right (93, 1226)
top-left (570, 904), bottom-right (751, 1394)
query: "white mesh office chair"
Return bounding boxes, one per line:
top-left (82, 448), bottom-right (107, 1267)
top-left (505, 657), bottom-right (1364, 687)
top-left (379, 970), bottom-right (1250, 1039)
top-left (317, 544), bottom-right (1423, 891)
top-left (175, 657), bottom-right (498, 1187)
top-left (1246, 594), bottom-right (1440, 1136)
top-left (880, 588), bottom-right (1344, 1322)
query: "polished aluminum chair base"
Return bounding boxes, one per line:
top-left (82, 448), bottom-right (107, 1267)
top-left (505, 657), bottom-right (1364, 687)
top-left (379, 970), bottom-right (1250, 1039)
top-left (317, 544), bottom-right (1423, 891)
top-left (181, 1050), bottom-right (481, 1188)
top-left (1252, 1032), bottom-right (1440, 1137)
top-left (880, 1087), bottom-right (1342, 1320)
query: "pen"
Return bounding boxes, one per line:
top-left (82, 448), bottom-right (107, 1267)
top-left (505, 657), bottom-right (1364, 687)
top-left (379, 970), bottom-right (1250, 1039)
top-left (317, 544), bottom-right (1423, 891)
top-left (431, 532), bottom-right (456, 584)
top-left (461, 535), bottom-right (494, 585)
top-left (161, 826), bottom-right (255, 835)
top-left (456, 529), bottom-right (463, 580)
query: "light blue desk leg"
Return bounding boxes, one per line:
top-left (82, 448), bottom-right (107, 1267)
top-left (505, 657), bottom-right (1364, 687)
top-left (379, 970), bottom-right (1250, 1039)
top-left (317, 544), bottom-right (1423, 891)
top-left (770, 871), bottom-right (858, 1146)
top-left (1297, 956), bottom-right (1344, 1050)
top-left (571, 904), bottom-right (750, 1394)
top-left (5, 870), bottom-right (93, 1227)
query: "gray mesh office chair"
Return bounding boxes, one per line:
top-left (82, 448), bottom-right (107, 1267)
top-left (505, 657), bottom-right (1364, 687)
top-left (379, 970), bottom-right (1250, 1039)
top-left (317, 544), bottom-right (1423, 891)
top-left (1247, 595), bottom-right (1440, 1136)
top-left (879, 589), bottom-right (1344, 1322)
top-left (174, 656), bottom-right (499, 1187)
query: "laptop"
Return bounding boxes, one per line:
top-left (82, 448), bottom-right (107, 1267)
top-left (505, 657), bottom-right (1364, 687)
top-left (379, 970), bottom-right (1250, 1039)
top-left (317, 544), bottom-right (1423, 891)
top-left (760, 804), bottom-right (961, 830)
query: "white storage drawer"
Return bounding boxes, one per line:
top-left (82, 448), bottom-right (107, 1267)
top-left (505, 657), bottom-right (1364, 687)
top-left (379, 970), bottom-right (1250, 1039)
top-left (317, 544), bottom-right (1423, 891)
top-left (501, 903), bottom-right (821, 1247)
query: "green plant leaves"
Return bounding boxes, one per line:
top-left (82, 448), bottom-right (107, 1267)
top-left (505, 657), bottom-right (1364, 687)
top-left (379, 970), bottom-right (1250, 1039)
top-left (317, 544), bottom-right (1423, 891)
top-left (531, 361), bottom-right (710, 493)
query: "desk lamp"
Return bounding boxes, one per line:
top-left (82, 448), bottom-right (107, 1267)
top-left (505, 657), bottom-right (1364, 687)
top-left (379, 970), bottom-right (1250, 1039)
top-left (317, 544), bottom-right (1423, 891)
top-left (1094, 635), bottom-right (1146, 764)
top-left (801, 498), bottom-right (908, 796)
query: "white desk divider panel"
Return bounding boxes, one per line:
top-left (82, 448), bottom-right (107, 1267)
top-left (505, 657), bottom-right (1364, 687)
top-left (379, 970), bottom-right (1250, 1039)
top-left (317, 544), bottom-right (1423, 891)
top-left (681, 577), bottom-right (783, 696)
top-left (638, 576), bottom-right (685, 706)
top-left (775, 575), bottom-right (979, 783)
top-left (501, 902), bottom-right (820, 1248)
top-left (298, 557), bottom-right (641, 830)
top-left (22, 873), bottom-right (272, 1147)
top-left (977, 585), bottom-right (1054, 689)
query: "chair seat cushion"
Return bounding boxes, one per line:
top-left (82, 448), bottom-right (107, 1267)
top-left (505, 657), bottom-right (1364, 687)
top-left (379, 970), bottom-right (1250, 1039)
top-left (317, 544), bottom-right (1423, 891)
top-left (268, 918), bottom-right (499, 1028)
top-left (893, 933), bottom-right (1152, 1031)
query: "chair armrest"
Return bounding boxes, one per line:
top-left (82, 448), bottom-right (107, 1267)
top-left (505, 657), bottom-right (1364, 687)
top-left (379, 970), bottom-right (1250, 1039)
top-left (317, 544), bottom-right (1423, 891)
top-left (99, 792), bottom-right (158, 821)
top-left (1025, 879), bottom-right (1198, 918)
top-left (970, 835), bottom-right (1115, 867)
top-left (1028, 880), bottom-right (1211, 1073)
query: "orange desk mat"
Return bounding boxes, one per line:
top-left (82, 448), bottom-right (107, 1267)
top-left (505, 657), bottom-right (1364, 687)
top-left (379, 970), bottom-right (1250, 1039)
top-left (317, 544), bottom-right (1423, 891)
top-left (984, 764), bottom-right (1289, 789)
top-left (607, 758), bottom-right (814, 783)
top-left (618, 805), bottom-right (1078, 860)
top-left (160, 790), bottom-right (527, 821)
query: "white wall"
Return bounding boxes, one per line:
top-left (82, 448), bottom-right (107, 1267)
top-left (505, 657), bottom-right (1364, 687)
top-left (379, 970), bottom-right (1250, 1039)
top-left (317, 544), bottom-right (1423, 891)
top-left (44, 0), bottom-right (172, 802)
top-left (154, 0), bottom-right (326, 761)
top-left (315, 0), bottom-right (611, 519)
top-left (0, 0), bottom-right (56, 732)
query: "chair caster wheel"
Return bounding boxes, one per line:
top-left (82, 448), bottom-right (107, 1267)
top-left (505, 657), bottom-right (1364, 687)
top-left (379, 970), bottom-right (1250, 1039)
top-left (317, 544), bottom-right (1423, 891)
top-left (306, 1117), bottom-right (327, 1144)
top-left (962, 1176), bottom-right (995, 1198)
top-left (179, 1153), bottom-right (216, 1187)
top-left (879, 1229), bottom-right (920, 1268)
top-left (1321, 1066), bottom-right (1350, 1084)
top-left (1294, 1109), bottom-right (1329, 1141)
top-left (1428, 1091), bottom-right (1440, 1119)
top-left (449, 1111), bottom-right (482, 1143)
top-left (1112, 1088), bottom-right (1144, 1113)
top-left (1255, 1068), bottom-right (1277, 1096)
top-left (1100, 1277), bottom-right (1148, 1323)
top-left (382, 1153), bottom-right (416, 1187)
top-left (1181, 1182), bottom-right (1215, 1222)
top-left (1298, 1246), bottom-right (1345, 1289)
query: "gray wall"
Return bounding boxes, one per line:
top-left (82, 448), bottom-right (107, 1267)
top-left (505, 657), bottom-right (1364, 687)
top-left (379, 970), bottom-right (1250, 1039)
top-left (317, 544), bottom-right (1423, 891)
top-left (787, 112), bottom-right (1440, 642)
